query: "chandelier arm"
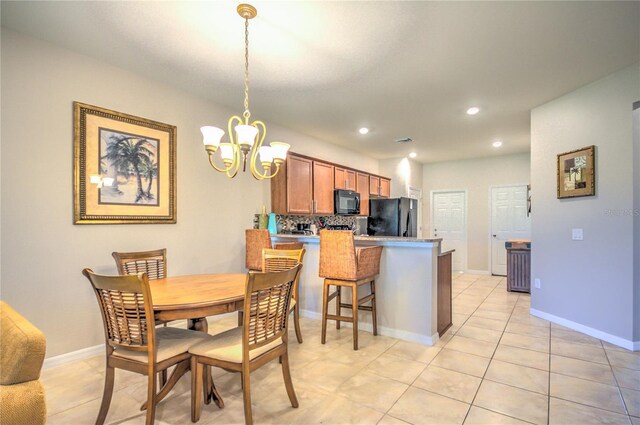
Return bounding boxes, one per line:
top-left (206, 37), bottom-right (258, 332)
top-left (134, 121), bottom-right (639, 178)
top-left (250, 120), bottom-right (273, 180)
top-left (208, 153), bottom-right (235, 173)
top-left (226, 115), bottom-right (243, 177)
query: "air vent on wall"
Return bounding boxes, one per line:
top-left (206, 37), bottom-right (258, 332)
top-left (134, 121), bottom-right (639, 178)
top-left (395, 137), bottom-right (413, 143)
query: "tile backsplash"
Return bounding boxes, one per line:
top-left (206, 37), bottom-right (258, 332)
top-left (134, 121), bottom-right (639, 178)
top-left (253, 214), bottom-right (356, 233)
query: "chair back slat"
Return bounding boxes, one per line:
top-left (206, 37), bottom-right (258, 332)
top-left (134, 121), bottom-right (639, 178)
top-left (83, 269), bottom-right (154, 350)
top-left (262, 248), bottom-right (305, 273)
top-left (112, 249), bottom-right (167, 280)
top-left (246, 229), bottom-right (272, 271)
top-left (243, 265), bottom-right (301, 351)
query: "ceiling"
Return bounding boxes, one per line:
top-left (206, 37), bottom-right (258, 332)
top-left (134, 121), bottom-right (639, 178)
top-left (2, 1), bottom-right (639, 163)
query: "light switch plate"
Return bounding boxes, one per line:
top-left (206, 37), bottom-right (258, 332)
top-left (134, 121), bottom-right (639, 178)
top-left (572, 228), bottom-right (584, 240)
top-left (534, 278), bottom-right (541, 289)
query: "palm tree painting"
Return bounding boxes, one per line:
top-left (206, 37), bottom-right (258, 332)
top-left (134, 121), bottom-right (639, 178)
top-left (99, 129), bottom-right (159, 205)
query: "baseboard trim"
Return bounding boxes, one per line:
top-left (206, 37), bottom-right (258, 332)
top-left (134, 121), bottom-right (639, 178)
top-left (44, 344), bottom-right (105, 369)
top-left (530, 308), bottom-right (638, 352)
top-left (464, 269), bottom-right (491, 275)
top-left (299, 309), bottom-right (439, 346)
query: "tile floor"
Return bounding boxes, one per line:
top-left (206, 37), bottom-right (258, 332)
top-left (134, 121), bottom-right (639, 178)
top-left (43, 273), bottom-right (640, 424)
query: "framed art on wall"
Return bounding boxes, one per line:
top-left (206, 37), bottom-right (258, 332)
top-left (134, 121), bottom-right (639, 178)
top-left (74, 102), bottom-right (177, 224)
top-left (557, 145), bottom-right (595, 199)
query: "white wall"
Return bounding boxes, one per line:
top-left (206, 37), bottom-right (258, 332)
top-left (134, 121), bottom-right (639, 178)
top-left (422, 154), bottom-right (530, 272)
top-left (530, 64), bottom-right (639, 345)
top-left (0, 29), bottom-right (379, 357)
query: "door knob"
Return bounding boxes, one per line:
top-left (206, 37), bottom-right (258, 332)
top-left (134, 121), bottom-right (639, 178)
top-left (492, 234), bottom-right (497, 237)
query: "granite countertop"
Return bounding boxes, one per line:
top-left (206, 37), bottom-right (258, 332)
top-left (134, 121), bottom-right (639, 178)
top-left (273, 234), bottom-right (442, 243)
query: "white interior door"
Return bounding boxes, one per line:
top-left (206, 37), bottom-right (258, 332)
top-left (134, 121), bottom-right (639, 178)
top-left (491, 185), bottom-right (531, 275)
top-left (409, 187), bottom-right (422, 238)
top-left (432, 191), bottom-right (467, 271)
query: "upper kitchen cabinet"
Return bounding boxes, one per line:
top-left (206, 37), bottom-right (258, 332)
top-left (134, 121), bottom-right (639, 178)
top-left (379, 178), bottom-right (391, 198)
top-left (335, 167), bottom-right (356, 191)
top-left (313, 161), bottom-right (335, 214)
top-left (369, 176), bottom-right (390, 198)
top-left (356, 172), bottom-right (370, 216)
top-left (271, 155), bottom-right (313, 214)
top-left (271, 152), bottom-right (389, 214)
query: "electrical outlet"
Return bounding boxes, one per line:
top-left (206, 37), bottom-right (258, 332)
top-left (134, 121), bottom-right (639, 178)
top-left (534, 278), bottom-right (541, 289)
top-left (572, 228), bottom-right (584, 240)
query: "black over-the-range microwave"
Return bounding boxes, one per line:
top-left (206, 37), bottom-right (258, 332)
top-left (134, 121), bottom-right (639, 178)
top-left (334, 189), bottom-right (360, 215)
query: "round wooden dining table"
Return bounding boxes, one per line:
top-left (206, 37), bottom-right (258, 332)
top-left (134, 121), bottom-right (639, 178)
top-left (149, 273), bottom-right (247, 409)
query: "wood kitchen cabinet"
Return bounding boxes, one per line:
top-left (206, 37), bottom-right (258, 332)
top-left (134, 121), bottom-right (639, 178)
top-left (369, 176), bottom-right (391, 198)
top-left (335, 167), bottom-right (356, 191)
top-left (369, 176), bottom-right (380, 196)
top-left (356, 172), bottom-right (370, 216)
top-left (271, 155), bottom-right (313, 214)
top-left (271, 152), bottom-right (389, 215)
top-left (379, 178), bottom-right (391, 198)
top-left (313, 161), bottom-right (335, 214)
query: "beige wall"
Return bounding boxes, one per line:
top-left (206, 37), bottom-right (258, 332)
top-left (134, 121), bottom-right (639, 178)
top-left (378, 157), bottom-right (423, 199)
top-left (531, 64), bottom-right (639, 343)
top-left (0, 29), bottom-right (379, 357)
top-left (422, 154), bottom-right (531, 272)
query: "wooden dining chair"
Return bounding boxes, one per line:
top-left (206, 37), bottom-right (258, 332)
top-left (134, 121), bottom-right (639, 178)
top-left (245, 229), bottom-right (272, 271)
top-left (319, 230), bottom-right (383, 350)
top-left (189, 265), bottom-right (302, 425)
top-left (112, 248), bottom-right (167, 280)
top-left (262, 248), bottom-right (306, 343)
top-left (112, 248), bottom-right (170, 386)
top-left (82, 269), bottom-right (208, 425)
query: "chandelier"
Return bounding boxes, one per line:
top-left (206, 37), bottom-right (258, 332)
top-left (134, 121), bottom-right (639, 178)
top-left (201, 4), bottom-right (289, 180)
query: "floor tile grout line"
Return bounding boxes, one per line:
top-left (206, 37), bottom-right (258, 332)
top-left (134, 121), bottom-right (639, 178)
top-left (602, 337), bottom-right (633, 418)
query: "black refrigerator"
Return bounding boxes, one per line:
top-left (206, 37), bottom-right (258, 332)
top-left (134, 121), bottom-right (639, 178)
top-left (368, 197), bottom-right (418, 237)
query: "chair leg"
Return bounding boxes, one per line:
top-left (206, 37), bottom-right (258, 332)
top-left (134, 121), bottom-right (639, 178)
top-left (352, 285), bottom-right (359, 350)
top-left (335, 285), bottom-right (342, 330)
top-left (370, 280), bottom-right (378, 336)
top-left (191, 357), bottom-right (202, 423)
top-left (293, 302), bottom-right (303, 343)
top-left (95, 365), bottom-right (115, 425)
top-left (241, 368), bottom-right (253, 425)
top-left (145, 366), bottom-right (157, 425)
top-left (281, 350), bottom-right (299, 408)
top-left (321, 281), bottom-right (328, 344)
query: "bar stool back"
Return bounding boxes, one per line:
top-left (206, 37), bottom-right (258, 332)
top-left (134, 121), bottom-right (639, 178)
top-left (318, 230), bottom-right (383, 350)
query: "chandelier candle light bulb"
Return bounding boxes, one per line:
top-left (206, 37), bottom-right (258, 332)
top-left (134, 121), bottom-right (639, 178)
top-left (200, 3), bottom-right (290, 180)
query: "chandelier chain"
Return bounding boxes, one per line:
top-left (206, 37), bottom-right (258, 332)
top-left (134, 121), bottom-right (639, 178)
top-left (243, 17), bottom-right (250, 120)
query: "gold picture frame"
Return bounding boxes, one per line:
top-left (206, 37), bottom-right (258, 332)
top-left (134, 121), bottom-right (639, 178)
top-left (74, 102), bottom-right (177, 224)
top-left (557, 145), bottom-right (595, 199)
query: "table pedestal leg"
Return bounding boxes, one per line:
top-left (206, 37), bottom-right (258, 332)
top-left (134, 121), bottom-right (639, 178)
top-left (188, 317), bottom-right (224, 409)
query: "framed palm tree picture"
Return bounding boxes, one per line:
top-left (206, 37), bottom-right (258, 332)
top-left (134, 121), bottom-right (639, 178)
top-left (74, 102), bottom-right (177, 224)
top-left (557, 145), bottom-right (595, 199)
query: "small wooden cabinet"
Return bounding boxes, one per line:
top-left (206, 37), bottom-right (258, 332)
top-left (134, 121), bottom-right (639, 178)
top-left (283, 156), bottom-right (313, 214)
top-left (437, 250), bottom-right (454, 336)
top-left (313, 161), bottom-right (335, 214)
top-left (356, 172), bottom-right (370, 216)
top-left (369, 176), bottom-right (391, 198)
top-left (380, 178), bottom-right (391, 198)
top-left (335, 167), bottom-right (356, 191)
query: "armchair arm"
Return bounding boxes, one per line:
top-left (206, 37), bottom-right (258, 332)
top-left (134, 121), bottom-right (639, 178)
top-left (356, 246), bottom-right (383, 280)
top-left (0, 302), bottom-right (46, 385)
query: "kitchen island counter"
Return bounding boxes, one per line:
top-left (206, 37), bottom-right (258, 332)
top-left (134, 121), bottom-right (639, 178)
top-left (271, 233), bottom-right (445, 345)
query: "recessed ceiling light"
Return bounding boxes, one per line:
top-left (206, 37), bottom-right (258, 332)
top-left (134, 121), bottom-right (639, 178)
top-left (359, 127), bottom-right (369, 135)
top-left (492, 140), bottom-right (503, 148)
top-left (466, 107), bottom-right (480, 115)
top-left (409, 152), bottom-right (417, 158)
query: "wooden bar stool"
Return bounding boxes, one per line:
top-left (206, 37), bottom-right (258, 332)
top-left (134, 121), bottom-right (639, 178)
top-left (245, 229), bottom-right (272, 271)
top-left (319, 230), bottom-right (383, 350)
